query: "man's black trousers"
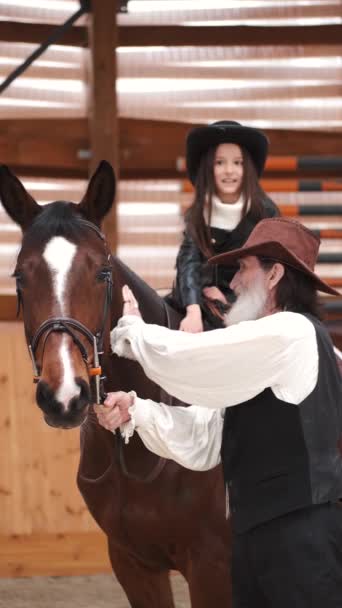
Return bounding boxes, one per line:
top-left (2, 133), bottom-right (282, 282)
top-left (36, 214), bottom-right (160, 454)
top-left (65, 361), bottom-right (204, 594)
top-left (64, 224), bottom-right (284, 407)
top-left (232, 502), bottom-right (342, 608)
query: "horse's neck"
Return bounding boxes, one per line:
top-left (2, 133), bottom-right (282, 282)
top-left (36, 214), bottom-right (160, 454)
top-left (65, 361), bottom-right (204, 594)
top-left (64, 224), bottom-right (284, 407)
top-left (105, 256), bottom-right (180, 402)
top-left (110, 256), bottom-right (168, 327)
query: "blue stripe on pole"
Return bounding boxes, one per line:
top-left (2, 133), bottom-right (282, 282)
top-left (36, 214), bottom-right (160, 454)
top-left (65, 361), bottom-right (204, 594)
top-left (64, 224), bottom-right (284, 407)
top-left (298, 157), bottom-right (342, 171)
top-left (299, 181), bottom-right (322, 191)
top-left (323, 302), bottom-right (342, 312)
top-left (318, 253), bottom-right (342, 263)
top-left (299, 205), bottom-right (342, 215)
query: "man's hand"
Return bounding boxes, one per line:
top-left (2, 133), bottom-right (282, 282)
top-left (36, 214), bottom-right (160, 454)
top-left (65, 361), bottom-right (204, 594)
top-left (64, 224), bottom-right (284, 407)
top-left (122, 285), bottom-right (142, 318)
top-left (94, 391), bottom-right (134, 432)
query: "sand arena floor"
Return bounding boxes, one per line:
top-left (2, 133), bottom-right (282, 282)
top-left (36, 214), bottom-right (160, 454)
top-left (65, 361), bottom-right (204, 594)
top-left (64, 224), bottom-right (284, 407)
top-left (0, 572), bottom-right (191, 608)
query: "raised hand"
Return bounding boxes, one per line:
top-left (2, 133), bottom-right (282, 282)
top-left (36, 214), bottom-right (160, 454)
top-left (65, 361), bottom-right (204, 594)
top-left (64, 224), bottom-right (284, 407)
top-left (122, 284), bottom-right (142, 318)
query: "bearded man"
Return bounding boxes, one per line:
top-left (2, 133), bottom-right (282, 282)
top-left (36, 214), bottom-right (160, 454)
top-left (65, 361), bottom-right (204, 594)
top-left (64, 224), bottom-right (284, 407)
top-left (95, 217), bottom-right (342, 608)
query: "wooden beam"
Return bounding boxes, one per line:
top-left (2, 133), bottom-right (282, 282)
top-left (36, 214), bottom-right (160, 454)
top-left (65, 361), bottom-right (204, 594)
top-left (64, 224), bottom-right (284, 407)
top-left (0, 118), bottom-right (88, 177)
top-left (119, 24), bottom-right (342, 48)
top-left (0, 21), bottom-right (87, 46)
top-left (2, 118), bottom-right (342, 180)
top-left (87, 1), bottom-right (119, 252)
top-left (88, 0), bottom-right (119, 252)
top-left (0, 22), bottom-right (341, 47)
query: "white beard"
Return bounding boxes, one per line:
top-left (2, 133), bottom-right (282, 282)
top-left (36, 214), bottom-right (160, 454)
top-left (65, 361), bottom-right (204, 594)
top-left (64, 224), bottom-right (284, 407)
top-left (224, 278), bottom-right (268, 327)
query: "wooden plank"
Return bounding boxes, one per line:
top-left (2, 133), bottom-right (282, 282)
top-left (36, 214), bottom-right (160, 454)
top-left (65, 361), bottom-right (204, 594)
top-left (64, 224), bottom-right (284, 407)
top-left (0, 22), bottom-right (341, 47)
top-left (0, 295), bottom-right (19, 321)
top-left (0, 323), bottom-right (98, 535)
top-left (0, 21), bottom-right (87, 46)
top-left (87, 0), bottom-right (119, 252)
top-left (0, 532), bottom-right (110, 577)
top-left (0, 118), bottom-right (88, 177)
top-left (2, 119), bottom-right (342, 179)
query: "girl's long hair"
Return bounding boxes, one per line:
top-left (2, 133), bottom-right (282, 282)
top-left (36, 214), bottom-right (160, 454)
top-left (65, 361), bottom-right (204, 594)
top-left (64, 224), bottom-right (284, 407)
top-left (185, 145), bottom-right (269, 258)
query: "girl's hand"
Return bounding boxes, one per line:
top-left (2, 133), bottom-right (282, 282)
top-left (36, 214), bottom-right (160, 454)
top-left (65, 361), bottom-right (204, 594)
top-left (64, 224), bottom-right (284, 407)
top-left (179, 304), bottom-right (204, 333)
top-left (122, 285), bottom-right (142, 318)
top-left (94, 391), bottom-right (133, 431)
top-left (203, 286), bottom-right (228, 305)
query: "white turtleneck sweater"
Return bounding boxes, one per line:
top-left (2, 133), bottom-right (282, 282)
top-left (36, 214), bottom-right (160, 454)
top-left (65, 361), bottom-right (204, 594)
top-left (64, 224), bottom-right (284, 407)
top-left (207, 194), bottom-right (248, 232)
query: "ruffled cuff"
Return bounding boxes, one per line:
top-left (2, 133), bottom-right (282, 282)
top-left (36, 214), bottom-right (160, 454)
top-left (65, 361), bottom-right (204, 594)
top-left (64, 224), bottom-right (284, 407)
top-left (110, 315), bottom-right (144, 359)
top-left (119, 393), bottom-right (153, 444)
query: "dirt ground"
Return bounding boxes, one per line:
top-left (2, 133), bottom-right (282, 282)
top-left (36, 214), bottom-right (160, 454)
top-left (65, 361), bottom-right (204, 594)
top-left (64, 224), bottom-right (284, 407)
top-left (0, 572), bottom-right (190, 608)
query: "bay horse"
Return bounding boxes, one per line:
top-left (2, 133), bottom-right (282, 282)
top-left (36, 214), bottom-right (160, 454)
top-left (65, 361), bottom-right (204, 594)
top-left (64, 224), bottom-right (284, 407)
top-left (0, 161), bottom-right (232, 608)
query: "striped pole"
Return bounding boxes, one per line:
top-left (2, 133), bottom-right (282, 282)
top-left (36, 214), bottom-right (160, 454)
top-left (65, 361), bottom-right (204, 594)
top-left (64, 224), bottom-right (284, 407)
top-left (279, 204), bottom-right (342, 216)
top-left (260, 180), bottom-right (342, 192)
top-left (181, 179), bottom-right (342, 194)
top-left (265, 157), bottom-right (342, 172)
top-left (177, 157), bottom-right (342, 174)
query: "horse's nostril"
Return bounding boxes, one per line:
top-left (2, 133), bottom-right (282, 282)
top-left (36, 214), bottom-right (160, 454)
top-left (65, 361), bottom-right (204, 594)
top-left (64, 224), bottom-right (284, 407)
top-left (69, 378), bottom-right (91, 413)
top-left (36, 380), bottom-right (56, 413)
top-left (36, 378), bottom-right (90, 428)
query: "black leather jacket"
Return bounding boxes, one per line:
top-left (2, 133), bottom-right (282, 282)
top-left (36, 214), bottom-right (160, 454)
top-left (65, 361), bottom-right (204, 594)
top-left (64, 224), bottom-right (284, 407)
top-left (174, 197), bottom-right (279, 309)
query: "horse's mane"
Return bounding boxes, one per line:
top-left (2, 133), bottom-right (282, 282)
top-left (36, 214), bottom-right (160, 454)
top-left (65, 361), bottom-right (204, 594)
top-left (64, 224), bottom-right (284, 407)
top-left (112, 256), bottom-right (164, 315)
top-left (22, 201), bottom-right (87, 248)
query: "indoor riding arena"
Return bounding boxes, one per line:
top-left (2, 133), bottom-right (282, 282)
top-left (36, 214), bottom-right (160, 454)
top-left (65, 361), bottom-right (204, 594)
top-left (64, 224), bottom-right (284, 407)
top-left (0, 2), bottom-right (342, 607)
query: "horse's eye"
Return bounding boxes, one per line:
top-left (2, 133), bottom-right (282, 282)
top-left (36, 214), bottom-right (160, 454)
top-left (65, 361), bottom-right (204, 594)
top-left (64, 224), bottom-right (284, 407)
top-left (12, 270), bottom-right (25, 289)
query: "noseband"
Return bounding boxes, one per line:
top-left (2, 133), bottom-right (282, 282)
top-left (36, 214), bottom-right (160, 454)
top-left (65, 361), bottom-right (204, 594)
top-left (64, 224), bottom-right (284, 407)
top-left (19, 218), bottom-right (112, 404)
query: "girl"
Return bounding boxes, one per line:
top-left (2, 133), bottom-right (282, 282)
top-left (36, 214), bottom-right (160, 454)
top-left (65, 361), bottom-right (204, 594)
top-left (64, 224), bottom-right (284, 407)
top-left (170, 120), bottom-right (279, 332)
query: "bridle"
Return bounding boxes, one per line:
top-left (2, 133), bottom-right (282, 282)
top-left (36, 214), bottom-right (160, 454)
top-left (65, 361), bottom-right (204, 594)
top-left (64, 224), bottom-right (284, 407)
top-left (17, 216), bottom-right (167, 483)
top-left (18, 218), bottom-right (112, 404)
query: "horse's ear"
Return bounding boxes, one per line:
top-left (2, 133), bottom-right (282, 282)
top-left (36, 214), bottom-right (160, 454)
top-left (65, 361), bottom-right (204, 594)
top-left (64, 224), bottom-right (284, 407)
top-left (0, 165), bottom-right (41, 230)
top-left (78, 160), bottom-right (116, 225)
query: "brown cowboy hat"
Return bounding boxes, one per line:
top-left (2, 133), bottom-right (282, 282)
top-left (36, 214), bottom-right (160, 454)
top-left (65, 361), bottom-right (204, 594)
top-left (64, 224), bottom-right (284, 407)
top-left (209, 217), bottom-right (340, 296)
top-left (186, 120), bottom-right (269, 185)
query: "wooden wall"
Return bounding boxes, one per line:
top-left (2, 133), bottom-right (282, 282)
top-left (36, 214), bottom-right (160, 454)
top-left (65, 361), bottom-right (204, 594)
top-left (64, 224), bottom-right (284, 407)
top-left (0, 322), bottom-right (110, 576)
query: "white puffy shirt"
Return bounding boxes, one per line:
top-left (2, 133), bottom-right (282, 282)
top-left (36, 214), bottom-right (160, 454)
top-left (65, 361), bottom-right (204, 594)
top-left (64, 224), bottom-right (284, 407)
top-left (110, 312), bottom-right (319, 471)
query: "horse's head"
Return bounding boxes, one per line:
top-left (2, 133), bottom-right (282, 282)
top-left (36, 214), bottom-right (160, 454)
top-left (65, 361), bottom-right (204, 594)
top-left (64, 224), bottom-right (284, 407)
top-left (0, 161), bottom-right (116, 429)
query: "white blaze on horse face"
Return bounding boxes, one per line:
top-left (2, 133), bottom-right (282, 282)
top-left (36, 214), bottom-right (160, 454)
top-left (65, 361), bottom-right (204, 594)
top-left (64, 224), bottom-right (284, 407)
top-left (43, 237), bottom-right (81, 409)
top-left (57, 336), bottom-right (81, 409)
top-left (43, 236), bottom-right (76, 316)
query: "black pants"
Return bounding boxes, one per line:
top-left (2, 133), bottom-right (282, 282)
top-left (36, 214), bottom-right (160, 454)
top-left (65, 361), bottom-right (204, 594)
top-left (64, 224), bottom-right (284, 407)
top-left (232, 503), bottom-right (342, 608)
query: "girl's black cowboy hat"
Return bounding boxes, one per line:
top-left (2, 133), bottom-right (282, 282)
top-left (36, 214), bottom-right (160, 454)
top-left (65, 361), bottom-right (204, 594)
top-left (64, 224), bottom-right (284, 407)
top-left (186, 120), bottom-right (269, 185)
top-left (209, 217), bottom-right (340, 296)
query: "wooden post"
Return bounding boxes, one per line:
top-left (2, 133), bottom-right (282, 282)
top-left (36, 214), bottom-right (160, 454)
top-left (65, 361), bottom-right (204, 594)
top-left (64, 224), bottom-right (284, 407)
top-left (87, 0), bottom-right (118, 252)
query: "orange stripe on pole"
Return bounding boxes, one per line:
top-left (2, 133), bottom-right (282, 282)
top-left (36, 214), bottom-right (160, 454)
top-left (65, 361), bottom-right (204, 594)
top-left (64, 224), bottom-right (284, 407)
top-left (322, 182), bottom-right (342, 191)
top-left (260, 179), bottom-right (299, 191)
top-left (279, 205), bottom-right (299, 217)
top-left (325, 278), bottom-right (342, 287)
top-left (182, 179), bottom-right (194, 193)
top-left (265, 157), bottom-right (297, 171)
top-left (319, 229), bottom-right (342, 239)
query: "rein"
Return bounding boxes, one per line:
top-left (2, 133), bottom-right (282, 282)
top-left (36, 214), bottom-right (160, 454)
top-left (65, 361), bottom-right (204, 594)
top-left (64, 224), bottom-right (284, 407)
top-left (113, 299), bottom-right (172, 483)
top-left (20, 218), bottom-right (112, 404)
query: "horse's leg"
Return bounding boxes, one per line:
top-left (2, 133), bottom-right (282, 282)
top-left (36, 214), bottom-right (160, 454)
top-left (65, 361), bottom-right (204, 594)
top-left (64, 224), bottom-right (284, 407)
top-left (186, 555), bottom-right (232, 608)
top-left (108, 540), bottom-right (175, 608)
top-left (181, 533), bottom-right (233, 608)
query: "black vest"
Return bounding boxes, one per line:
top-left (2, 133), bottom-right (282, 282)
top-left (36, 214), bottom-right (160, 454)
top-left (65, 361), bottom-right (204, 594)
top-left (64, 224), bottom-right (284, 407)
top-left (221, 314), bottom-right (342, 533)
